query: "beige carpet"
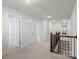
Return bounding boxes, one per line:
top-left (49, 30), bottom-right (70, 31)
top-left (2, 42), bottom-right (72, 59)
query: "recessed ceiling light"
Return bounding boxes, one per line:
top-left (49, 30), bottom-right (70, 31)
top-left (25, 0), bottom-right (38, 5)
top-left (48, 16), bottom-right (52, 18)
top-left (62, 20), bottom-right (66, 23)
top-left (26, 0), bottom-right (30, 5)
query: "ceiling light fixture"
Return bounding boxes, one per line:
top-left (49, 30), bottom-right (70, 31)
top-left (26, 0), bottom-right (30, 5)
top-left (62, 20), bottom-right (66, 23)
top-left (48, 16), bottom-right (52, 19)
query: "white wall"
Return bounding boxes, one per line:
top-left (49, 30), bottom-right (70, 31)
top-left (49, 21), bottom-right (62, 34)
top-left (40, 20), bottom-right (49, 42)
top-left (70, 2), bottom-right (77, 36)
top-left (2, 5), bottom-right (38, 55)
top-left (2, 6), bottom-right (9, 55)
top-left (70, 2), bottom-right (77, 57)
top-left (36, 21), bottom-right (41, 43)
top-left (36, 20), bottom-right (49, 43)
top-left (21, 16), bottom-right (38, 48)
top-left (34, 19), bottom-right (48, 43)
top-left (48, 20), bottom-right (70, 35)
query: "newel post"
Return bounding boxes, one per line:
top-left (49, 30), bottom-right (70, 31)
top-left (50, 33), bottom-right (53, 52)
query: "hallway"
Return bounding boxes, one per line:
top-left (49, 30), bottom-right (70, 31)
top-left (2, 0), bottom-right (77, 59)
top-left (3, 42), bottom-right (72, 59)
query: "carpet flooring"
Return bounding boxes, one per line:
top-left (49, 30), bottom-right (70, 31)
top-left (2, 42), bottom-right (72, 59)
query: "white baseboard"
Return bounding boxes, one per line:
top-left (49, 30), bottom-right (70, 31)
top-left (2, 41), bottom-right (37, 56)
top-left (21, 41), bottom-right (37, 48)
top-left (2, 51), bottom-right (9, 56)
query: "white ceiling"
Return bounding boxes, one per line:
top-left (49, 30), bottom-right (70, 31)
top-left (2, 0), bottom-right (76, 20)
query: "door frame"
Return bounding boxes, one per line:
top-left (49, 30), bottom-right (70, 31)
top-left (8, 14), bottom-right (21, 49)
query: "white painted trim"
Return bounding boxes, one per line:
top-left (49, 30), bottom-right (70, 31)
top-left (2, 50), bottom-right (9, 56)
top-left (21, 41), bottom-right (37, 48)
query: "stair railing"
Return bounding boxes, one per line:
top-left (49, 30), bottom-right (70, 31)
top-left (50, 33), bottom-right (77, 59)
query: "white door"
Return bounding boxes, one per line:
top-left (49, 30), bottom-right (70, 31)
top-left (28, 19), bottom-right (37, 43)
top-left (9, 15), bottom-right (20, 48)
top-left (31, 20), bottom-right (37, 42)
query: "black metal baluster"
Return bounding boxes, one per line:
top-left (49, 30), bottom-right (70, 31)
top-left (58, 39), bottom-right (59, 54)
top-left (61, 37), bottom-right (62, 55)
top-left (68, 37), bottom-right (70, 56)
top-left (61, 37), bottom-right (63, 54)
top-left (74, 38), bottom-right (75, 59)
top-left (50, 33), bottom-right (53, 52)
top-left (59, 40), bottom-right (61, 54)
top-left (65, 37), bottom-right (66, 56)
top-left (71, 38), bottom-right (72, 57)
